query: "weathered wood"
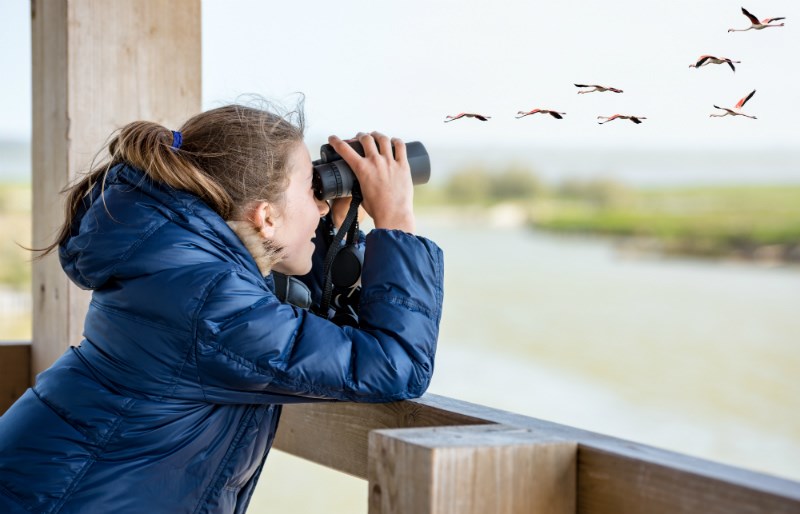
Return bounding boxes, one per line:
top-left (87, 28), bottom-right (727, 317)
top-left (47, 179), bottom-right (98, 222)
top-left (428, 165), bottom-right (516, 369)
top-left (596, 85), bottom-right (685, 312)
top-left (31, 0), bottom-right (201, 375)
top-left (0, 342), bottom-right (31, 415)
top-left (368, 425), bottom-right (576, 514)
top-left (274, 394), bottom-right (800, 513)
top-left (273, 399), bottom-right (487, 479)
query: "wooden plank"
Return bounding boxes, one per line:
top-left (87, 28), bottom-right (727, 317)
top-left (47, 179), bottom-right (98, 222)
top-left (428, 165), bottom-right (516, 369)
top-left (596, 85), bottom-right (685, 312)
top-left (31, 0), bottom-right (201, 375)
top-left (0, 342), bottom-right (31, 414)
top-left (274, 399), bottom-right (487, 479)
top-left (274, 394), bottom-right (800, 513)
top-left (368, 425), bottom-right (576, 514)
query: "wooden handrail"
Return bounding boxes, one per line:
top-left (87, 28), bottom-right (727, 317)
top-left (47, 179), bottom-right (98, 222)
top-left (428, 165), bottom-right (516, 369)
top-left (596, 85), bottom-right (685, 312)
top-left (3, 342), bottom-right (799, 513)
top-left (0, 342), bottom-right (31, 414)
top-left (275, 397), bottom-right (800, 513)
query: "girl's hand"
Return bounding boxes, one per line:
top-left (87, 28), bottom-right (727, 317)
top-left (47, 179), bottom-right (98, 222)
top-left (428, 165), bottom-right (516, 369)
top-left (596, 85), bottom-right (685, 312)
top-left (328, 132), bottom-right (415, 233)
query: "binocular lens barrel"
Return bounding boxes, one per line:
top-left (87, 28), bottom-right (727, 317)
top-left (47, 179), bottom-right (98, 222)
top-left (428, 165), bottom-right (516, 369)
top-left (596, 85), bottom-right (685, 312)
top-left (313, 141), bottom-right (430, 201)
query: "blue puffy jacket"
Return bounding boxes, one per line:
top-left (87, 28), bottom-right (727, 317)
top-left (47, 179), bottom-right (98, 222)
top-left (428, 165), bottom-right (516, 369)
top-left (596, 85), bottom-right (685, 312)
top-left (0, 163), bottom-right (444, 513)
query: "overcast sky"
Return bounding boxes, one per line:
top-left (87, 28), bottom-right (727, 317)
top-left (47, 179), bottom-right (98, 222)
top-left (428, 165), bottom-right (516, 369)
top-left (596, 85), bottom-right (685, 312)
top-left (2, 0), bottom-right (799, 153)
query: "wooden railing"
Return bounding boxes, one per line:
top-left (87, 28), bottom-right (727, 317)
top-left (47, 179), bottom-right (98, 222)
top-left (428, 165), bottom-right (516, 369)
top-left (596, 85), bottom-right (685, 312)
top-left (3, 341), bottom-right (799, 513)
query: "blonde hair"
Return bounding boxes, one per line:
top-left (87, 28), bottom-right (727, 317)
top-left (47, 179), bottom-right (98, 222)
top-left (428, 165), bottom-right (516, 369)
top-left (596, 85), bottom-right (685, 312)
top-left (39, 101), bottom-right (305, 263)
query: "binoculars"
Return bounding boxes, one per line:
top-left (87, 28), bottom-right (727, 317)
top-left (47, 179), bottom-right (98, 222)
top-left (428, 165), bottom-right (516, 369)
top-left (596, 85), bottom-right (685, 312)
top-left (312, 140), bottom-right (431, 201)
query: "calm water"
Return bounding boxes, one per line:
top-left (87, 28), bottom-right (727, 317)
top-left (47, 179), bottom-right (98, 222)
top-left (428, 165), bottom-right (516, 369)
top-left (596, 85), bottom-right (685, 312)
top-left (252, 212), bottom-right (800, 512)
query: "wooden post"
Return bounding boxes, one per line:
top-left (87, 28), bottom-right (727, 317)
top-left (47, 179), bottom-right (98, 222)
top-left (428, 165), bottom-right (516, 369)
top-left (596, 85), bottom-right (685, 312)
top-left (30, 0), bottom-right (201, 374)
top-left (0, 342), bottom-right (31, 414)
top-left (368, 424), bottom-right (577, 514)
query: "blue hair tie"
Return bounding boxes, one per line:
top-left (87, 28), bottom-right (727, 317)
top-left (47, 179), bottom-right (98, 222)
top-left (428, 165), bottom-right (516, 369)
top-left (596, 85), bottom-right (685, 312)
top-left (171, 130), bottom-right (183, 150)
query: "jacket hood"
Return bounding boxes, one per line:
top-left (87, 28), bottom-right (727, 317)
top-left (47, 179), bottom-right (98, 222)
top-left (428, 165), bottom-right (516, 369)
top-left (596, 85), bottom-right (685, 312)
top-left (59, 163), bottom-right (265, 290)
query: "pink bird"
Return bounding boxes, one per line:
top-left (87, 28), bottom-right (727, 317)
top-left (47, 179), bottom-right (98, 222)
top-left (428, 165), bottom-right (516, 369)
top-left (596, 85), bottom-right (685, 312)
top-left (444, 113), bottom-right (491, 122)
top-left (710, 90), bottom-right (757, 119)
top-left (689, 55), bottom-right (741, 73)
top-left (597, 114), bottom-right (647, 124)
top-left (516, 108), bottom-right (566, 119)
top-left (575, 84), bottom-right (623, 94)
top-left (728, 7), bottom-right (785, 32)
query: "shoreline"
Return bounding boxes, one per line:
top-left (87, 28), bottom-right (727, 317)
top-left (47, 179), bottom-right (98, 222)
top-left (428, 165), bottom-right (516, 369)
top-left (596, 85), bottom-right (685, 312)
top-left (415, 204), bottom-right (800, 267)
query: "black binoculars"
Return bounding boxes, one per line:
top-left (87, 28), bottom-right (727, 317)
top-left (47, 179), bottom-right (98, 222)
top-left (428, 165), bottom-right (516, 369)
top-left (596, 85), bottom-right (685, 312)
top-left (312, 140), bottom-right (431, 201)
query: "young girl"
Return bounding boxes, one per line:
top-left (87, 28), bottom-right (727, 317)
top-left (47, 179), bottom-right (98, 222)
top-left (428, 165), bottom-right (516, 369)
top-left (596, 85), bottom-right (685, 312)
top-left (0, 103), bottom-right (443, 513)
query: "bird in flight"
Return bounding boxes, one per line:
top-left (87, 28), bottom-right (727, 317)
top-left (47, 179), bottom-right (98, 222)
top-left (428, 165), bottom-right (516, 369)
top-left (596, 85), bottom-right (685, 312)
top-left (710, 90), bottom-right (757, 119)
top-left (516, 108), bottom-right (566, 119)
top-left (444, 113), bottom-right (492, 122)
top-left (689, 55), bottom-right (741, 73)
top-left (597, 114), bottom-right (647, 124)
top-left (728, 7), bottom-right (785, 32)
top-left (575, 84), bottom-right (623, 94)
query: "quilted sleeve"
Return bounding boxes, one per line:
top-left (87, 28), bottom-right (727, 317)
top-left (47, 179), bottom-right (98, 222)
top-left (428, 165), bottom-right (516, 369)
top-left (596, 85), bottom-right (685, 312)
top-left (194, 229), bottom-right (444, 404)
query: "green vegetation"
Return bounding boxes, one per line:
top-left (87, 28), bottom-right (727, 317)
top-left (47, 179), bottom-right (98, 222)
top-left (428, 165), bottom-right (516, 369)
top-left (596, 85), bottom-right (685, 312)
top-left (0, 182), bottom-right (33, 340)
top-left (417, 166), bottom-right (800, 261)
top-left (0, 183), bottom-right (32, 290)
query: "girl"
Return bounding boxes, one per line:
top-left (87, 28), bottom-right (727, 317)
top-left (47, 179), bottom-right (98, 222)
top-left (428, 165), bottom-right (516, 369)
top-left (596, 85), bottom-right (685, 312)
top-left (0, 103), bottom-right (443, 513)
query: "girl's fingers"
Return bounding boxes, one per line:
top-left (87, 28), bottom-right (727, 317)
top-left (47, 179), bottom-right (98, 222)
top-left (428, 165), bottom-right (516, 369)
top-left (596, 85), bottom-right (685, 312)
top-left (329, 135), bottom-right (363, 164)
top-left (358, 132), bottom-right (378, 158)
top-left (371, 131), bottom-right (392, 158)
top-left (391, 137), bottom-right (407, 162)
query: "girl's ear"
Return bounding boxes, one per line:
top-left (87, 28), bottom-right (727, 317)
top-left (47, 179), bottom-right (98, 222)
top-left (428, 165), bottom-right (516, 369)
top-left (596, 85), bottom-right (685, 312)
top-left (248, 201), bottom-right (277, 239)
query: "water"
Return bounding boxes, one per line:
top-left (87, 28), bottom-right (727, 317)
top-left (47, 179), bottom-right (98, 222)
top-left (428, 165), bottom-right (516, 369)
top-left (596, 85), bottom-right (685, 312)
top-left (422, 215), bottom-right (800, 478)
top-left (252, 213), bottom-right (800, 512)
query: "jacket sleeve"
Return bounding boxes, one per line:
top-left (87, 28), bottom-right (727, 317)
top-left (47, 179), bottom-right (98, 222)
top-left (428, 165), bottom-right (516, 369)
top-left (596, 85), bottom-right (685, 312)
top-left (194, 229), bottom-right (443, 404)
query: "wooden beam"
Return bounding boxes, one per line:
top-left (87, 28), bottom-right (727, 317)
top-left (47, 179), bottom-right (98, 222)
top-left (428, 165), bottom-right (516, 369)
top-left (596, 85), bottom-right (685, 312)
top-left (273, 398), bottom-right (487, 478)
top-left (0, 342), bottom-right (31, 415)
top-left (31, 0), bottom-right (201, 375)
top-left (368, 425), bottom-right (576, 514)
top-left (274, 394), bottom-right (800, 513)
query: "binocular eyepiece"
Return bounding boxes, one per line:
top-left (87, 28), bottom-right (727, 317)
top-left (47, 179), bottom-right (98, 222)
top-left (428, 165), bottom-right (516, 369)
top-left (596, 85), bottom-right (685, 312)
top-left (312, 140), bottom-right (431, 201)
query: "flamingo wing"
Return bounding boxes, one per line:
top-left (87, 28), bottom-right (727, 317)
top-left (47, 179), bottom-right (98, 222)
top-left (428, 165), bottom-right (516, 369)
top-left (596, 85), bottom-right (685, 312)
top-left (549, 111), bottom-right (564, 119)
top-left (574, 84), bottom-right (592, 88)
top-left (695, 55), bottom-right (712, 67)
top-left (764, 17), bottom-right (785, 23)
top-left (630, 117), bottom-right (643, 124)
top-left (474, 114), bottom-right (490, 121)
top-left (726, 59), bottom-right (736, 72)
top-left (736, 89), bottom-right (756, 109)
top-left (741, 7), bottom-right (760, 25)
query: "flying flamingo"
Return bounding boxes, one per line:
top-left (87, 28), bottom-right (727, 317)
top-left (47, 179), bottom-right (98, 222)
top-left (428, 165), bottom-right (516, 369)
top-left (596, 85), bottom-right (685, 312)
top-left (575, 84), bottom-right (623, 94)
top-left (597, 114), bottom-right (647, 124)
top-left (689, 55), bottom-right (741, 72)
top-left (728, 7), bottom-right (785, 32)
top-left (444, 113), bottom-right (491, 122)
top-left (516, 108), bottom-right (566, 119)
top-left (710, 90), bottom-right (757, 119)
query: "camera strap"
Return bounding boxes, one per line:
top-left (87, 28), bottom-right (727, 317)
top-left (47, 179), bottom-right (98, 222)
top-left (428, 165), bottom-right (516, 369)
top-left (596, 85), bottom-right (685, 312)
top-left (316, 188), bottom-right (362, 317)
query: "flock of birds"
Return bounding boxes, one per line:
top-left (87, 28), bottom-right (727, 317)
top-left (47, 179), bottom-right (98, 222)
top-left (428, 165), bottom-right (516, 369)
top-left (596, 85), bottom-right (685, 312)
top-left (443, 7), bottom-right (785, 125)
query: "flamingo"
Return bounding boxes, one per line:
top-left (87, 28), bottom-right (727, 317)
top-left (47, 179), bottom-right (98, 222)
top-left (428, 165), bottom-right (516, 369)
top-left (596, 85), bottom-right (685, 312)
top-left (728, 7), bottom-right (785, 32)
top-left (689, 55), bottom-right (741, 73)
top-left (597, 114), bottom-right (647, 124)
top-left (444, 113), bottom-right (491, 122)
top-left (575, 84), bottom-right (623, 94)
top-left (516, 108), bottom-right (566, 119)
top-left (710, 90), bottom-right (757, 119)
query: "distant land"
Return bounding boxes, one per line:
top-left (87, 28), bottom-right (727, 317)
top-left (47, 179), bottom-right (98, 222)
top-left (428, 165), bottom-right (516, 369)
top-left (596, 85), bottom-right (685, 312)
top-left (2, 139), bottom-right (800, 188)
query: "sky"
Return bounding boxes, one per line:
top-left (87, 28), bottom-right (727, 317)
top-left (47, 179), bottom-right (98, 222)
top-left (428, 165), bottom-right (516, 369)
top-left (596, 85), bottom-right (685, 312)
top-left (1, 0), bottom-right (799, 180)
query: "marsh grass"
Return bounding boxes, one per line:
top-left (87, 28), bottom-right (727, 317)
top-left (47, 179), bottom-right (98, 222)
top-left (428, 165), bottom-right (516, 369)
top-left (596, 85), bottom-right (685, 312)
top-left (532, 186), bottom-right (800, 260)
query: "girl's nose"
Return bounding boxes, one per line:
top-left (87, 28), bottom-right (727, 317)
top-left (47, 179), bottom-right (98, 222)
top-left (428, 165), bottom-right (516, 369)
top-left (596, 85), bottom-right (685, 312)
top-left (317, 197), bottom-right (330, 217)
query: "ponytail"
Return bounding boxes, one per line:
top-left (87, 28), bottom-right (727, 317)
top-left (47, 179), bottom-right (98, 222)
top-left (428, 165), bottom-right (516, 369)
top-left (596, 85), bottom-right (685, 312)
top-left (108, 121), bottom-right (233, 216)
